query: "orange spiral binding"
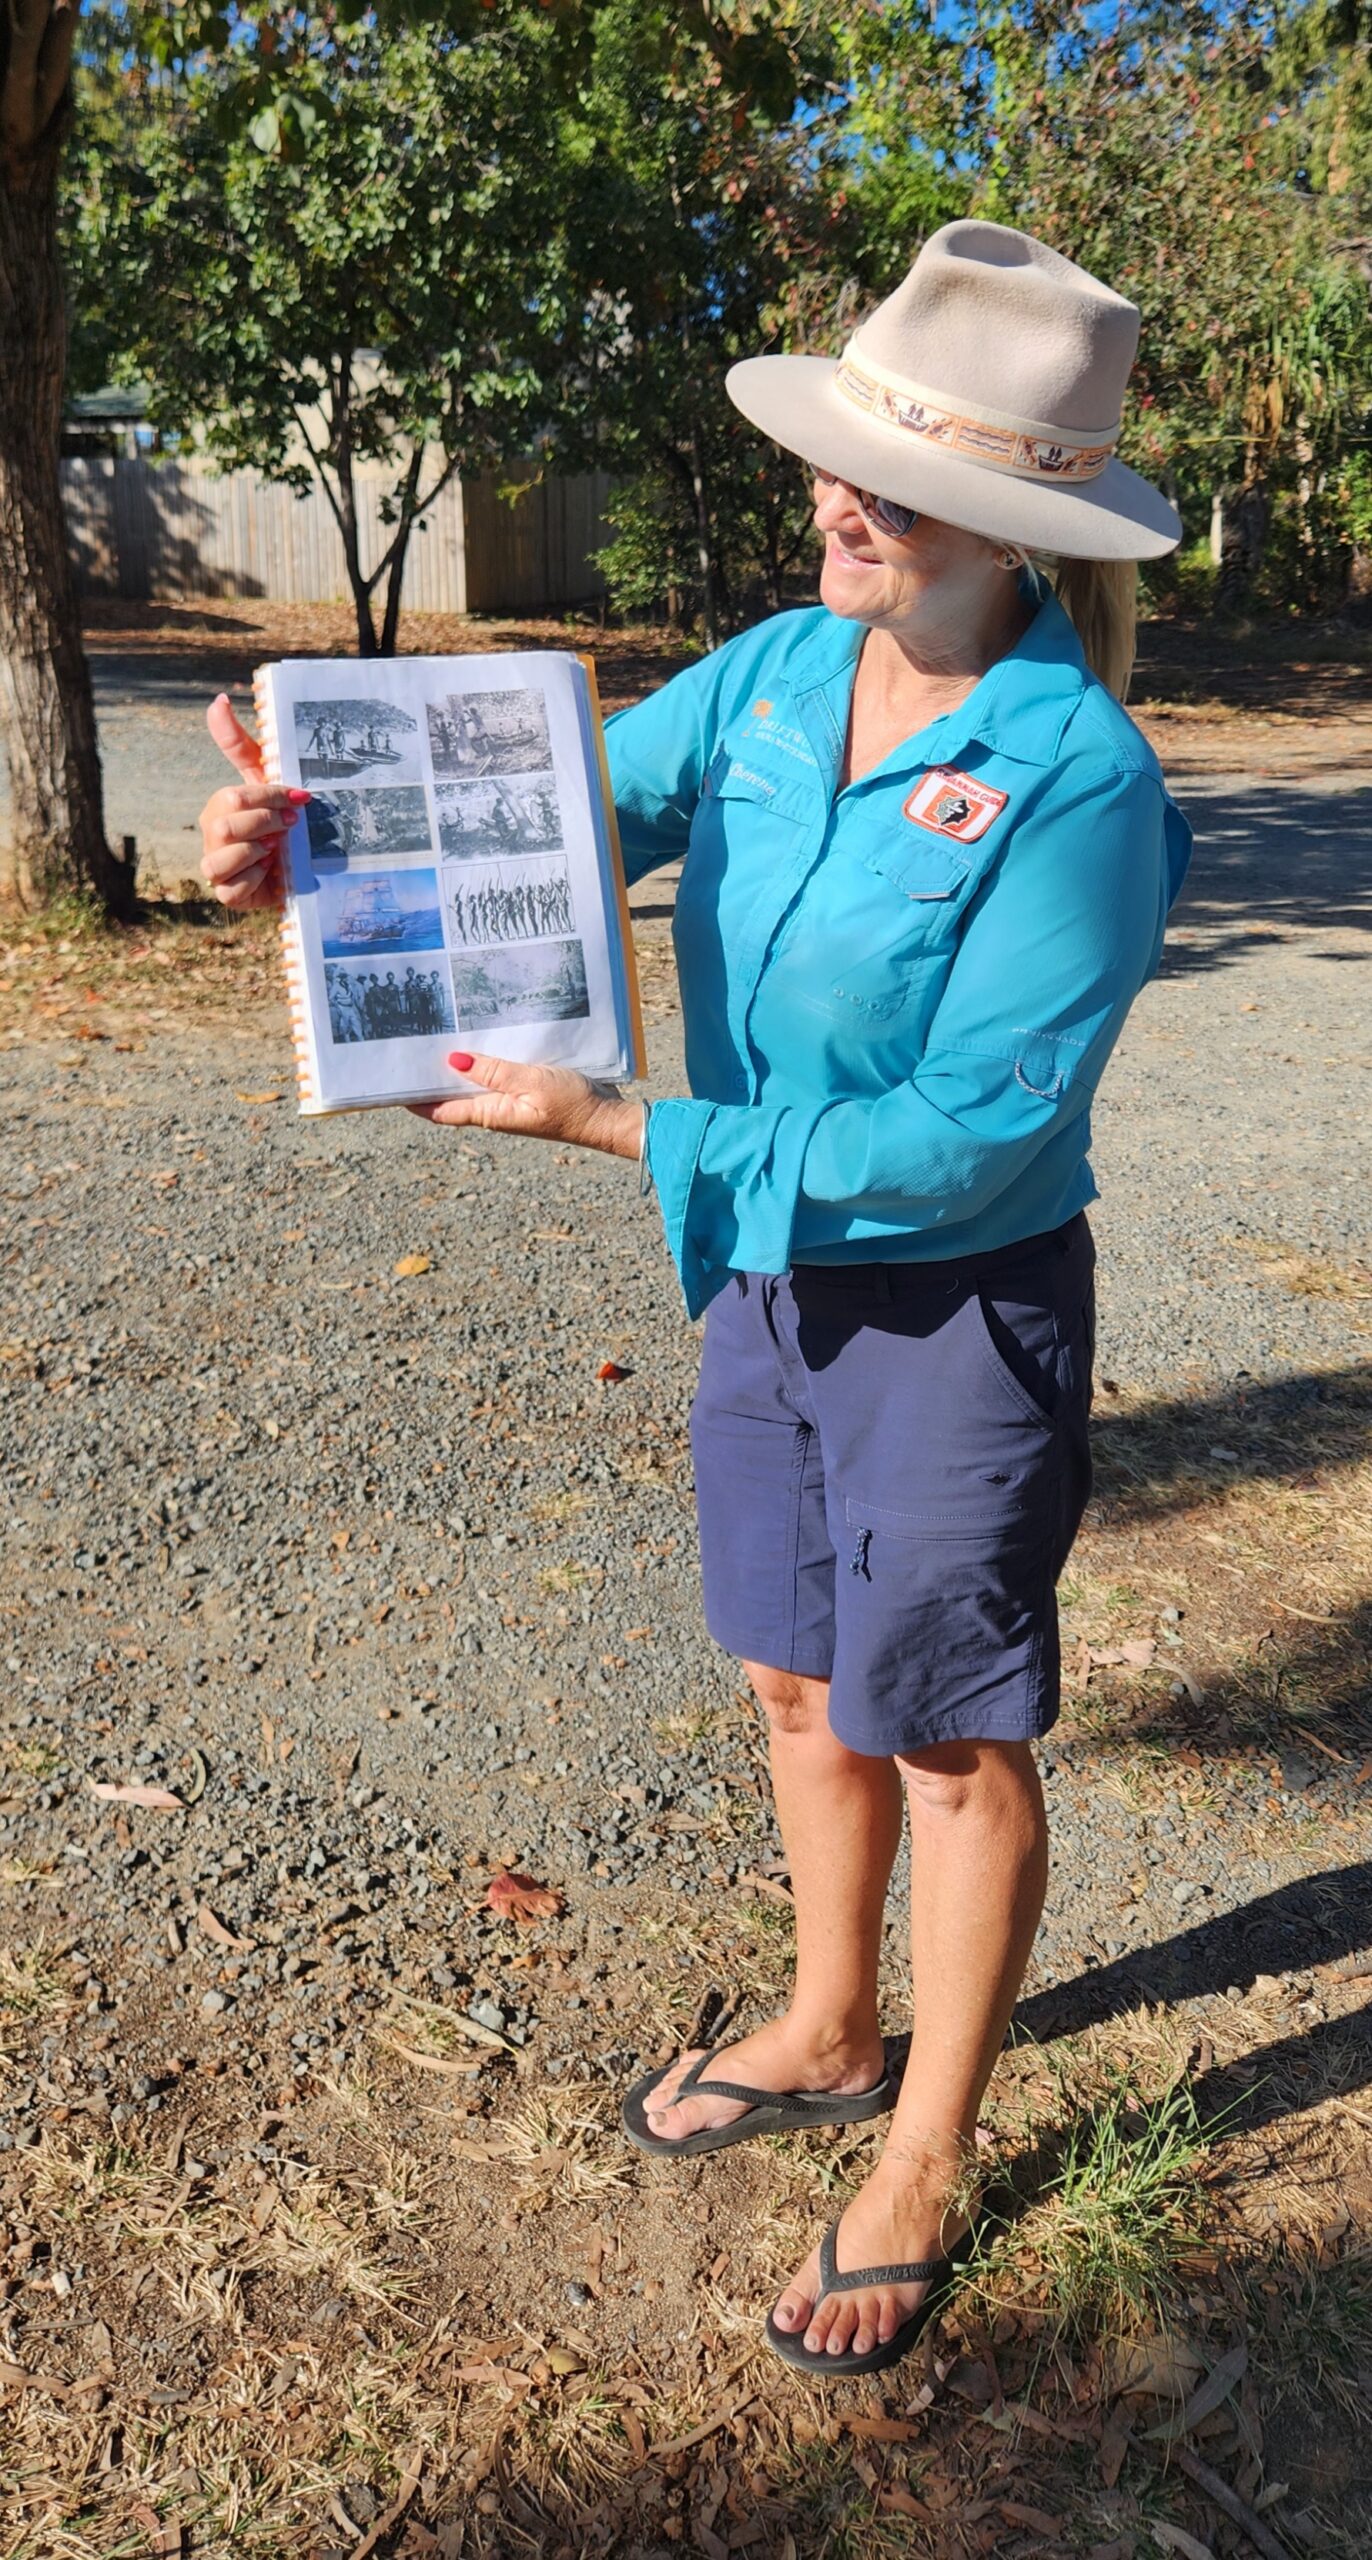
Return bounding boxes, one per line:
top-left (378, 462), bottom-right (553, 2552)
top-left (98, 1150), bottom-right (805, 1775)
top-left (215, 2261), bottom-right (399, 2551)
top-left (254, 666), bottom-right (319, 1114)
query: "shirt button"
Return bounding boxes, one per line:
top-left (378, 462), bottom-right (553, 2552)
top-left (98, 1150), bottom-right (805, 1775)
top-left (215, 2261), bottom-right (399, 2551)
top-left (732, 1072), bottom-right (749, 1096)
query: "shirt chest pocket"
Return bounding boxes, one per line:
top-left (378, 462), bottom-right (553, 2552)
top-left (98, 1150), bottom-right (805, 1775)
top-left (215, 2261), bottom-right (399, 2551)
top-left (698, 748), bottom-right (816, 833)
top-left (821, 834), bottom-right (979, 1023)
top-left (679, 749), bottom-right (813, 954)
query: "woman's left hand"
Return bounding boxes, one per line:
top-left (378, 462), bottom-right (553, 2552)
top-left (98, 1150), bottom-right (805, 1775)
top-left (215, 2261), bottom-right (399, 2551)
top-left (408, 1052), bottom-right (644, 1161)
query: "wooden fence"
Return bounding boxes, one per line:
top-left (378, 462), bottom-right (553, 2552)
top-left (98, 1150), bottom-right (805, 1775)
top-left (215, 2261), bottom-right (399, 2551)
top-left (61, 455), bottom-right (615, 614)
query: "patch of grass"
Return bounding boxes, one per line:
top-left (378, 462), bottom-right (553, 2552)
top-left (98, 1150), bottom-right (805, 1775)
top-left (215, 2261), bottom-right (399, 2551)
top-left (536, 1557), bottom-right (594, 1596)
top-left (490, 2084), bottom-right (630, 2201)
top-left (983, 2058), bottom-right (1226, 2340)
top-left (1233, 1237), bottom-right (1372, 1318)
top-left (0, 1940), bottom-right (71, 2024)
top-left (380, 1989), bottom-right (498, 2063)
top-left (527, 1490), bottom-right (593, 1526)
top-left (738, 1894), bottom-right (793, 1943)
top-left (3, 1739), bottom-right (60, 1782)
top-left (651, 1699), bottom-right (725, 1750)
top-left (1058, 1570), bottom-right (1144, 1622)
top-left (11, 888), bottom-right (109, 945)
top-left (513, 2377), bottom-right (631, 2509)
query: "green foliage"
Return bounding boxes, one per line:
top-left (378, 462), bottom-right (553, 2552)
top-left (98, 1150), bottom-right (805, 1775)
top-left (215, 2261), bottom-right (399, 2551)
top-left (67, 0), bottom-right (1372, 635)
top-left (955, 1), bottom-right (1372, 610)
top-left (68, 5), bottom-right (573, 651)
top-left (553, 0), bottom-right (859, 640)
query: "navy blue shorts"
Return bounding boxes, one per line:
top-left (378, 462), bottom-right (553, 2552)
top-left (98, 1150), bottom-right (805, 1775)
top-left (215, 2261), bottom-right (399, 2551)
top-left (689, 1216), bottom-right (1096, 1757)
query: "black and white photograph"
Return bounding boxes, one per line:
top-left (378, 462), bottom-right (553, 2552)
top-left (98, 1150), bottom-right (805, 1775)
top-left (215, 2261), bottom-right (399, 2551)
top-left (451, 936), bottom-right (589, 1032)
top-left (324, 957), bottom-right (454, 1045)
top-left (305, 786), bottom-right (432, 863)
top-left (317, 865), bottom-right (444, 958)
top-left (427, 686), bottom-right (551, 779)
top-left (293, 698), bottom-right (423, 786)
top-left (445, 857), bottom-right (573, 949)
top-left (435, 774), bottom-right (562, 860)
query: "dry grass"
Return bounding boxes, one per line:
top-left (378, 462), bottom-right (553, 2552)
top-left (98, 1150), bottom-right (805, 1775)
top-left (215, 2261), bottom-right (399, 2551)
top-left (1232, 1237), bottom-right (1372, 1319)
top-left (4, 2008), bottom-right (1369, 2557)
top-left (488, 2085), bottom-right (632, 2203)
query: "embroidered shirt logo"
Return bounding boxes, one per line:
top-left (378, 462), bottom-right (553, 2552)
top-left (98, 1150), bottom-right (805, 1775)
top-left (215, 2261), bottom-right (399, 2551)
top-left (904, 767), bottom-right (1009, 842)
top-left (752, 697), bottom-right (773, 716)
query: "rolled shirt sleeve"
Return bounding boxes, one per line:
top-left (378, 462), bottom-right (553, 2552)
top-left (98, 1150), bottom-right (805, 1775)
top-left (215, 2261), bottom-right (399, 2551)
top-left (647, 762), bottom-right (1187, 1317)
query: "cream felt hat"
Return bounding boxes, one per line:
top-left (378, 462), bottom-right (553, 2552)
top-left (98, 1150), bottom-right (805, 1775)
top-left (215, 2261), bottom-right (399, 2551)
top-left (726, 218), bottom-right (1181, 561)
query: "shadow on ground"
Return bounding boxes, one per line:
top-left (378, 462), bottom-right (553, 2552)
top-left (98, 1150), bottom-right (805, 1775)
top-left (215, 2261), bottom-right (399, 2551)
top-left (1159, 778), bottom-right (1371, 972)
top-left (1090, 1363), bottom-right (1372, 1523)
top-left (1019, 1863), bottom-right (1371, 2071)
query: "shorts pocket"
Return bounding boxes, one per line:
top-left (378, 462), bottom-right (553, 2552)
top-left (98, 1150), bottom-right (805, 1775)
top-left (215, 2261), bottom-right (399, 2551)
top-left (971, 1287), bottom-right (1060, 1427)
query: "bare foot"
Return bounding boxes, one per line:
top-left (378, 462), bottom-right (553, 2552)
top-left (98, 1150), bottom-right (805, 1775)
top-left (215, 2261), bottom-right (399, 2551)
top-left (770, 2162), bottom-right (979, 2359)
top-left (643, 2017), bottom-right (886, 2144)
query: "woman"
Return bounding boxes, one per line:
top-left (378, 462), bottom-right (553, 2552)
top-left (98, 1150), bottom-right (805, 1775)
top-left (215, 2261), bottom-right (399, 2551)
top-left (199, 220), bottom-right (1192, 2379)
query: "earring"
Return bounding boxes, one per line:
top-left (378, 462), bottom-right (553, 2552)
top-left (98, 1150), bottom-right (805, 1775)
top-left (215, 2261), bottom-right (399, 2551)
top-left (997, 548), bottom-right (1019, 570)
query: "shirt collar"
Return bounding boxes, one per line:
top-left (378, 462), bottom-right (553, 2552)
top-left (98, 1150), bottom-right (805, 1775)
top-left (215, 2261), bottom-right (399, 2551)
top-left (788, 587), bottom-right (1090, 778)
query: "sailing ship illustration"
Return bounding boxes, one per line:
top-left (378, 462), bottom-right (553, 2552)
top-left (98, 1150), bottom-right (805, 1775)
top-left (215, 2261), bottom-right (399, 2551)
top-left (336, 874), bottom-right (405, 947)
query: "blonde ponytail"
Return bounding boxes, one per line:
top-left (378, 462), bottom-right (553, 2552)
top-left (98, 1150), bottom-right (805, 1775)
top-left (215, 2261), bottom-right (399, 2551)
top-left (1001, 548), bottom-right (1139, 700)
top-left (1046, 557), bottom-right (1138, 702)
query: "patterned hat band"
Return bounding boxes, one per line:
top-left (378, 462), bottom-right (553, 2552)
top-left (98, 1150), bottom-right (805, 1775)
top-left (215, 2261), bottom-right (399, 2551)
top-left (835, 348), bottom-right (1119, 486)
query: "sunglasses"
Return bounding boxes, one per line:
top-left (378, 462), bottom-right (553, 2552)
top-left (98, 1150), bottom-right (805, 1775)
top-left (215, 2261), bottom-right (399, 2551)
top-left (808, 463), bottom-right (920, 541)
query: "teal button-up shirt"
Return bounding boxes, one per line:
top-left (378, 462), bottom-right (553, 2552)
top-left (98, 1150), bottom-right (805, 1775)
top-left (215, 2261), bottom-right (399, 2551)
top-left (606, 590), bottom-right (1192, 1319)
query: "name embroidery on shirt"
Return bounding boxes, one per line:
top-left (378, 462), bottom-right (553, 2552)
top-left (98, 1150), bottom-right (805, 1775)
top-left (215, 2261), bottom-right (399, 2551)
top-left (739, 701), bottom-right (819, 769)
top-left (904, 767), bottom-right (1009, 842)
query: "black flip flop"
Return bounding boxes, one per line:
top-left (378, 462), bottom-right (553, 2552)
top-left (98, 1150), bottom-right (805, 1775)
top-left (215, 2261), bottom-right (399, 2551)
top-left (621, 2041), bottom-right (899, 2159)
top-left (764, 2209), bottom-right (984, 2376)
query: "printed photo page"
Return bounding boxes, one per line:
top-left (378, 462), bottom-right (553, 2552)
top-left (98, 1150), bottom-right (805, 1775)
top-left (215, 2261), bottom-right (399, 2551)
top-left (260, 651), bottom-right (641, 1112)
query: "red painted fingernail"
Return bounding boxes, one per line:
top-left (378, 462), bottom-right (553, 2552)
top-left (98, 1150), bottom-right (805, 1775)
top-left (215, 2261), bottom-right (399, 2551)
top-left (449, 1051), bottom-right (475, 1072)
top-left (286, 787), bottom-right (312, 804)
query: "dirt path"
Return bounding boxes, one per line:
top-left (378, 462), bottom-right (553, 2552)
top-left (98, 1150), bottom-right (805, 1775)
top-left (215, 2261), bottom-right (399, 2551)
top-left (0, 619), bottom-right (1369, 2556)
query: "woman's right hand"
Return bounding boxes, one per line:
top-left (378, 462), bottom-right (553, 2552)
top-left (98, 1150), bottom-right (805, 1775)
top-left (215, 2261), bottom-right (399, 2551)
top-left (198, 693), bottom-right (310, 911)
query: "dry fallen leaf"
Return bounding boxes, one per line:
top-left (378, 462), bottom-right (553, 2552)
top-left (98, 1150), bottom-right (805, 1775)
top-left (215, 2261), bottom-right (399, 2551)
top-left (132, 2505), bottom-right (184, 2556)
top-left (235, 1090), bottom-right (283, 1105)
top-left (878, 2488), bottom-right (932, 2520)
top-left (1151, 2525), bottom-right (1217, 2560)
top-left (487, 1868), bottom-right (564, 1923)
top-left (1098, 2399), bottom-right (1132, 2488)
top-left (88, 1779), bottom-right (185, 1810)
top-left (1107, 2333), bottom-right (1205, 2400)
top-left (393, 1252), bottom-right (432, 1278)
top-left (999, 2504), bottom-right (1061, 2538)
top-left (197, 1902), bottom-right (257, 1954)
top-left (737, 1867), bottom-right (795, 1905)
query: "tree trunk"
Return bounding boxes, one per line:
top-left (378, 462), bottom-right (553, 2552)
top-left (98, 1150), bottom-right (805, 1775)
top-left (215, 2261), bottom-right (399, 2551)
top-left (377, 446), bottom-right (426, 658)
top-left (0, 145), bottom-right (131, 916)
top-left (687, 418), bottom-right (720, 650)
top-left (1214, 481), bottom-right (1268, 613)
top-left (327, 360), bottom-right (379, 656)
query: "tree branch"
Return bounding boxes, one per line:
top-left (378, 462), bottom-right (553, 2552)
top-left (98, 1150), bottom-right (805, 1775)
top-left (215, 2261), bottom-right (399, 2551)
top-left (35, 0), bottom-right (79, 141)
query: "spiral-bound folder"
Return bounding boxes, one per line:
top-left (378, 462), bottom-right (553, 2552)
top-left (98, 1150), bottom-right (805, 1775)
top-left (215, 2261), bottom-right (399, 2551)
top-left (253, 650), bottom-right (645, 1116)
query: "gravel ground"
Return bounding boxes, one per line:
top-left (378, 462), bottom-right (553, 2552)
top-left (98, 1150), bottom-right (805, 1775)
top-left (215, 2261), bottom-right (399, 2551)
top-left (1, 655), bottom-right (1370, 2549)
top-left (1, 763), bottom-right (1368, 2054)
